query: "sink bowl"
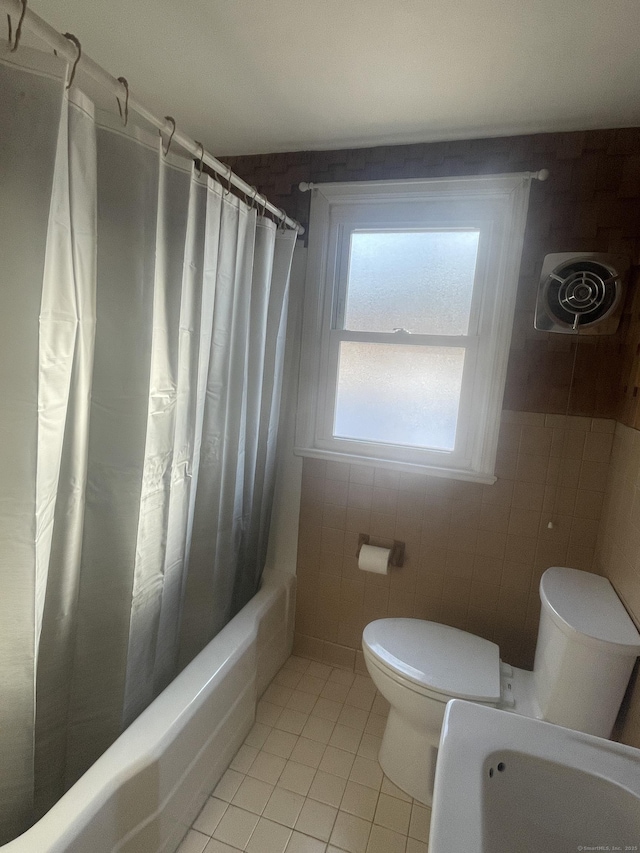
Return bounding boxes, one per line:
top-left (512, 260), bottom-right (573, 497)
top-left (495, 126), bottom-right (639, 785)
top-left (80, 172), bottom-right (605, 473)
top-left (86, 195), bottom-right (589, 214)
top-left (430, 699), bottom-right (640, 853)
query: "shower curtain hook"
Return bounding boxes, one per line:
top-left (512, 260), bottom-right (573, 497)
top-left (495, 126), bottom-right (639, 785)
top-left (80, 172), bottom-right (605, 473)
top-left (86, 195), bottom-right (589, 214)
top-left (62, 33), bottom-right (82, 89)
top-left (277, 208), bottom-right (288, 230)
top-left (223, 164), bottom-right (233, 197)
top-left (160, 116), bottom-right (176, 157)
top-left (9, 0), bottom-right (27, 52)
top-left (116, 77), bottom-right (129, 127)
top-left (249, 186), bottom-right (259, 209)
top-left (195, 141), bottom-right (205, 177)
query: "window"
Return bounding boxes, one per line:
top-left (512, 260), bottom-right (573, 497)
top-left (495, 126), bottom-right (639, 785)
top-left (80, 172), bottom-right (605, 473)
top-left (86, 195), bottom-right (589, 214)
top-left (296, 175), bottom-right (531, 483)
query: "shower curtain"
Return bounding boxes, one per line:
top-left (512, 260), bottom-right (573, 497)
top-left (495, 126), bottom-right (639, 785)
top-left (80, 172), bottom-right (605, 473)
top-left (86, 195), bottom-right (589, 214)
top-left (0, 45), bottom-right (295, 841)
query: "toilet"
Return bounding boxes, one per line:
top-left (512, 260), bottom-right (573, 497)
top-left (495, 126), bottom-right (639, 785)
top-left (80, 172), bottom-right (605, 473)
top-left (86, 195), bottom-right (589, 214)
top-left (362, 566), bottom-right (640, 805)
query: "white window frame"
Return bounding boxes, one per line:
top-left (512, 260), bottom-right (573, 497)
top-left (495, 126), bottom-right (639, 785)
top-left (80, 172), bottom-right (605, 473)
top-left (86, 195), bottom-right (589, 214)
top-left (295, 175), bottom-right (532, 484)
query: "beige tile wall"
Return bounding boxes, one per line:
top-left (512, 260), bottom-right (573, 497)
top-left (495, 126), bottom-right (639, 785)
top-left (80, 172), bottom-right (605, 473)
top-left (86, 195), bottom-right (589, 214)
top-left (294, 411), bottom-right (615, 673)
top-left (596, 421), bottom-right (640, 748)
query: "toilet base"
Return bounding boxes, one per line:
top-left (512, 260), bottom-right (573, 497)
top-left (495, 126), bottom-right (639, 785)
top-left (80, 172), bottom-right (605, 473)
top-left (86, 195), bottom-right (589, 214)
top-left (378, 707), bottom-right (438, 805)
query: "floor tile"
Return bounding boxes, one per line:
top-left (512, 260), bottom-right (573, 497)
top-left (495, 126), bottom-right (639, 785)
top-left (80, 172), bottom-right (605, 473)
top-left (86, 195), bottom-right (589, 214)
top-left (306, 661), bottom-right (333, 680)
top-left (247, 750), bottom-right (287, 784)
top-left (380, 776), bottom-right (411, 803)
top-left (344, 687), bottom-right (375, 712)
top-left (277, 760), bottom-right (317, 795)
top-left (348, 756), bottom-right (383, 790)
top-left (193, 798), bottom-right (228, 835)
top-left (230, 744), bottom-right (259, 774)
top-left (289, 737), bottom-right (326, 769)
top-left (276, 708), bottom-right (309, 735)
top-left (257, 700), bottom-right (284, 726)
top-left (287, 691), bottom-right (319, 715)
top-left (307, 770), bottom-right (347, 808)
top-left (320, 682), bottom-right (351, 703)
top-left (339, 781), bottom-right (379, 822)
top-left (301, 715), bottom-right (336, 744)
top-left (408, 804), bottom-right (431, 842)
top-left (176, 829), bottom-right (210, 853)
top-left (371, 694), bottom-right (390, 716)
top-left (356, 734), bottom-right (381, 760)
top-left (295, 799), bottom-right (338, 842)
top-left (363, 714), bottom-right (386, 738)
top-left (231, 776), bottom-right (274, 814)
top-left (329, 811), bottom-right (371, 853)
top-left (327, 668), bottom-right (355, 687)
top-left (405, 839), bottom-right (428, 853)
top-left (318, 746), bottom-right (356, 779)
top-left (212, 805), bottom-right (259, 849)
top-left (264, 787), bottom-right (306, 828)
top-left (337, 706), bottom-right (369, 732)
top-left (312, 697), bottom-right (343, 722)
top-left (263, 728), bottom-right (299, 759)
top-left (366, 824), bottom-right (407, 853)
top-left (263, 683), bottom-right (295, 707)
top-left (213, 769), bottom-right (245, 802)
top-left (297, 674), bottom-right (328, 696)
top-left (286, 830), bottom-right (328, 853)
top-left (245, 816), bottom-right (292, 853)
top-left (374, 793), bottom-right (411, 835)
top-left (328, 723), bottom-right (362, 754)
top-left (185, 655), bottom-right (429, 853)
top-left (283, 657), bottom-right (311, 674)
top-left (203, 839), bottom-right (243, 853)
top-left (245, 721), bottom-right (272, 749)
top-left (275, 669), bottom-right (304, 689)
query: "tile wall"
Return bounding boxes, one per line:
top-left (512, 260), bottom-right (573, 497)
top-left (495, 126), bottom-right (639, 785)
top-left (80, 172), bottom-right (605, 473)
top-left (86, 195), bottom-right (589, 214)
top-left (294, 411), bottom-right (615, 672)
top-left (596, 421), bottom-right (640, 748)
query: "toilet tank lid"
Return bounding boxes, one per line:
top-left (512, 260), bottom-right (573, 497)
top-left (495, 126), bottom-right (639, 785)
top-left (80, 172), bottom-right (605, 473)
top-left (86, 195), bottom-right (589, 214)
top-left (540, 567), bottom-right (640, 652)
top-left (363, 619), bottom-right (501, 702)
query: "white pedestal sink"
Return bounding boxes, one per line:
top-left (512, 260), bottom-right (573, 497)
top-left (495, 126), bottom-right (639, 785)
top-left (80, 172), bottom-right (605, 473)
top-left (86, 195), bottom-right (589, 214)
top-left (430, 699), bottom-right (640, 853)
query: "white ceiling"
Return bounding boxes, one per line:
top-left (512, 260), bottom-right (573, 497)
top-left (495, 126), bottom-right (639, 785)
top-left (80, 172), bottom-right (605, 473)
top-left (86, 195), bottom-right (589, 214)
top-left (28, 0), bottom-right (640, 156)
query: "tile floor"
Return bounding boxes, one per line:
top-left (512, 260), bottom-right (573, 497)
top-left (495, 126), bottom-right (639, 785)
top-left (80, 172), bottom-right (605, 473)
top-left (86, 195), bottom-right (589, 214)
top-left (178, 656), bottom-right (431, 853)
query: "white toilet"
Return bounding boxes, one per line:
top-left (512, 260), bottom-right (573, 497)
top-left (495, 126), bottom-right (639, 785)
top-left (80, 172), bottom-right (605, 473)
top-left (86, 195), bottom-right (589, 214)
top-left (362, 566), bottom-right (640, 805)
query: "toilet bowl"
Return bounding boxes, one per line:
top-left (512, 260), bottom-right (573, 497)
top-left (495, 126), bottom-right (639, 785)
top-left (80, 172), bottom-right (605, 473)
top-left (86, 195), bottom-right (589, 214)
top-left (362, 566), bottom-right (640, 805)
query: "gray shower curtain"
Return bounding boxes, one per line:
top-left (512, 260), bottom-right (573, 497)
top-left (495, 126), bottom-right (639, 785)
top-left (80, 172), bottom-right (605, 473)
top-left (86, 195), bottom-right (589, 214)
top-left (0, 45), bottom-right (295, 841)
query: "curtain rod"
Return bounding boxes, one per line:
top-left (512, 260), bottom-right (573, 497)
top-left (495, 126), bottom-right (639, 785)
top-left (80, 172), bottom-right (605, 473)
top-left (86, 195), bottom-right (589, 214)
top-left (298, 170), bottom-right (550, 192)
top-left (1, 0), bottom-right (304, 234)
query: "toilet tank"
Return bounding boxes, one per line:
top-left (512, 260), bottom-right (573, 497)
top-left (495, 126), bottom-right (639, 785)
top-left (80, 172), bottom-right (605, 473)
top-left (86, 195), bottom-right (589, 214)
top-left (533, 566), bottom-right (640, 738)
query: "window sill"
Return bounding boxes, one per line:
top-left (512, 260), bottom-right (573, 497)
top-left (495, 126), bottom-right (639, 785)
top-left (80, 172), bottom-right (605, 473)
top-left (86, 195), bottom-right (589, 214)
top-left (293, 446), bottom-right (497, 485)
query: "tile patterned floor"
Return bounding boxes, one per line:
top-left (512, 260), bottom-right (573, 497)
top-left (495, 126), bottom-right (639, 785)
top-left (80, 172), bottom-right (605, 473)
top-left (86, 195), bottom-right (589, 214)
top-left (178, 656), bottom-right (431, 853)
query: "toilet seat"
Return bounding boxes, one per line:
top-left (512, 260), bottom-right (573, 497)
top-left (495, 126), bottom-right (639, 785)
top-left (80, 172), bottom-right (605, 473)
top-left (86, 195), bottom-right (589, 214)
top-left (363, 618), bottom-right (501, 703)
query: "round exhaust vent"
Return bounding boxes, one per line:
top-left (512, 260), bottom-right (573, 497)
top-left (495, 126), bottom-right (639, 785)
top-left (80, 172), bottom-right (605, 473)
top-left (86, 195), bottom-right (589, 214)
top-left (542, 259), bottom-right (620, 330)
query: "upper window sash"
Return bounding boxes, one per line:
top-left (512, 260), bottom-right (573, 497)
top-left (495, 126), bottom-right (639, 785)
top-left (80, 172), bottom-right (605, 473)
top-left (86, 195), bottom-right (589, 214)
top-left (334, 226), bottom-right (484, 338)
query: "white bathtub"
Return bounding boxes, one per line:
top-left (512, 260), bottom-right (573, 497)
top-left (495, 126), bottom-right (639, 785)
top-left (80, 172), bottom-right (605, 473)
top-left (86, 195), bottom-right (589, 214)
top-left (3, 569), bottom-right (295, 853)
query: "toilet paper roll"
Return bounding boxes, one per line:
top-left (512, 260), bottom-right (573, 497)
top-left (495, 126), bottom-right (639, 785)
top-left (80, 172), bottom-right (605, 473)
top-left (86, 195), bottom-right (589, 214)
top-left (358, 543), bottom-right (391, 575)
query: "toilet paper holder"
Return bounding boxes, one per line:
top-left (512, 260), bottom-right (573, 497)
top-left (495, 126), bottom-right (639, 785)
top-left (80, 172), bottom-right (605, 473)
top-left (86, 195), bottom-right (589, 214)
top-left (356, 533), bottom-right (405, 568)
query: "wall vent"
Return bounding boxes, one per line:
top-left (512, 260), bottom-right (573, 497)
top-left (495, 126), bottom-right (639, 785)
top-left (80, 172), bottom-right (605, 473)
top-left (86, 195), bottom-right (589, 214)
top-left (534, 253), bottom-right (629, 335)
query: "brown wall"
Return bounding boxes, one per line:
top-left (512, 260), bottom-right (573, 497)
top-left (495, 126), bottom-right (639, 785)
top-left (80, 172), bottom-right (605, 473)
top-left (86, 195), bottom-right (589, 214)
top-left (227, 129), bottom-right (640, 419)
top-left (226, 129), bottom-right (640, 743)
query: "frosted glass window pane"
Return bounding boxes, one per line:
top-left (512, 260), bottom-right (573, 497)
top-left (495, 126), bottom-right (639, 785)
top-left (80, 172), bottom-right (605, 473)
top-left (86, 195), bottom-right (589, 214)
top-left (334, 343), bottom-right (465, 451)
top-left (344, 230), bottom-right (479, 335)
